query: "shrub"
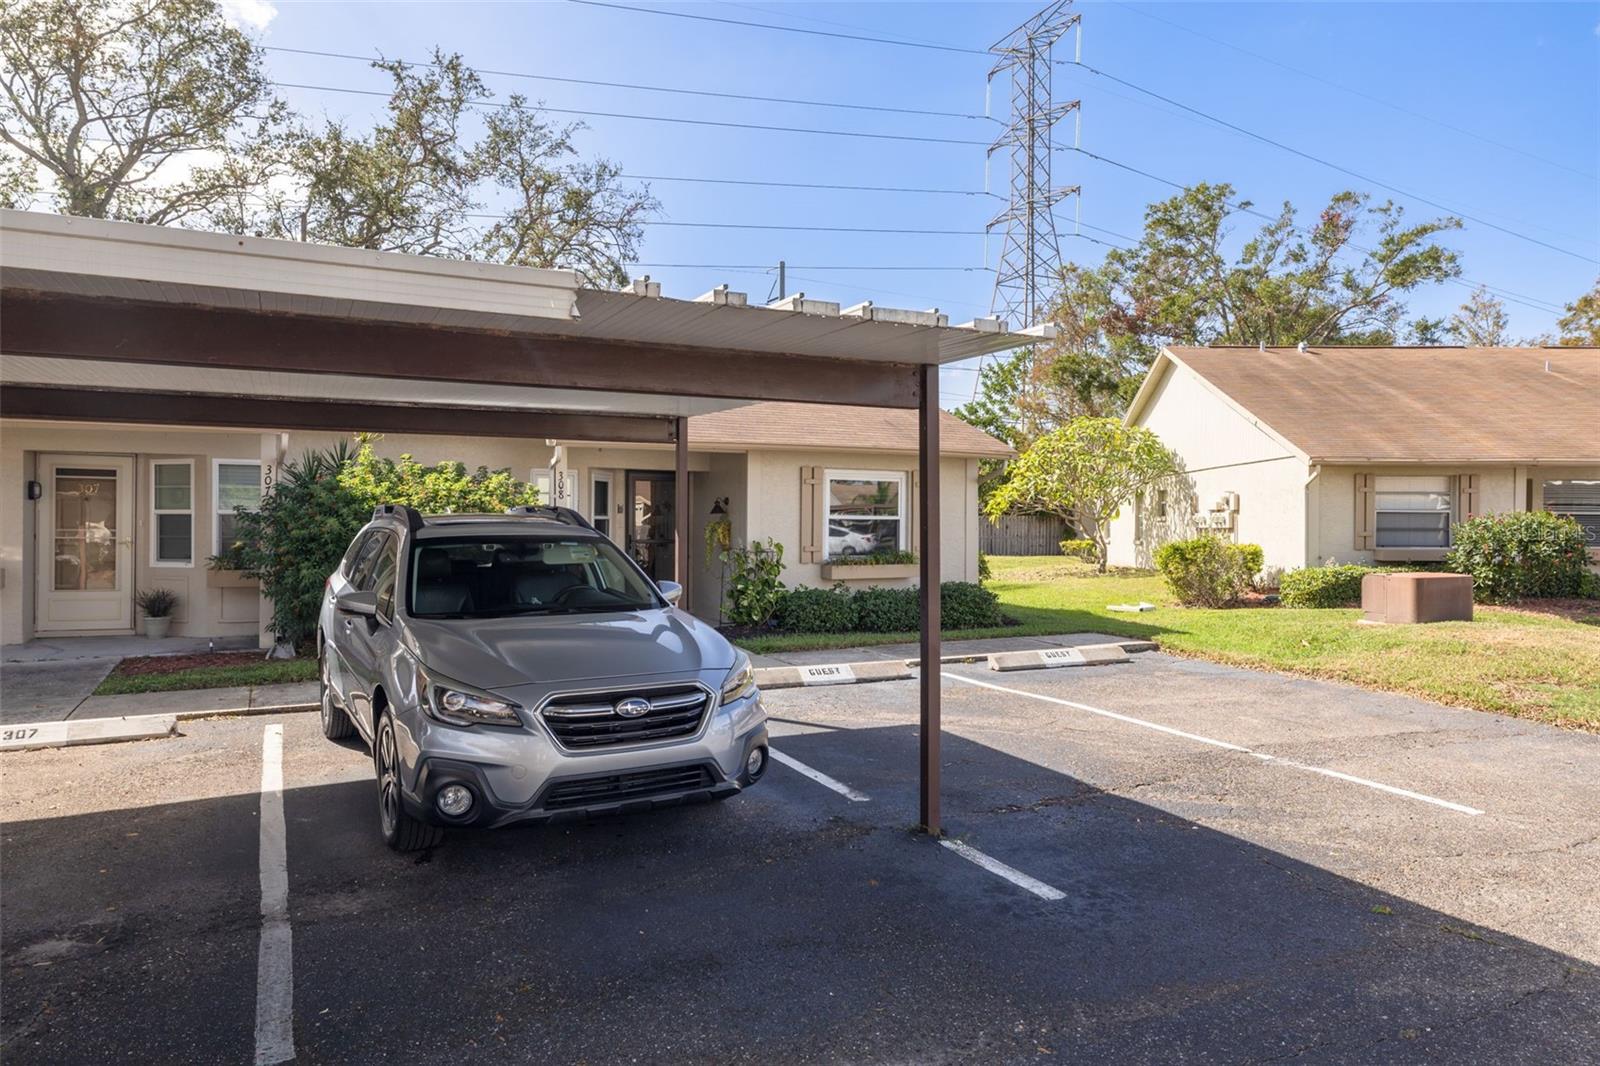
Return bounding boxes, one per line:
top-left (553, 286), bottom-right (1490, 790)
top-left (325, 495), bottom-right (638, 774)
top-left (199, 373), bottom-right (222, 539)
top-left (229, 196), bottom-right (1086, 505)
top-left (1446, 511), bottom-right (1592, 603)
top-left (1154, 536), bottom-right (1264, 607)
top-left (722, 539), bottom-right (787, 626)
top-left (941, 581), bottom-right (1003, 629)
top-left (977, 552), bottom-right (992, 584)
top-left (136, 587), bottom-right (179, 618)
top-left (774, 584), bottom-right (857, 633)
top-left (1059, 538), bottom-right (1096, 562)
top-left (1278, 564), bottom-right (1376, 608)
top-left (216, 438), bottom-right (547, 646)
top-left (853, 586), bottom-right (921, 632)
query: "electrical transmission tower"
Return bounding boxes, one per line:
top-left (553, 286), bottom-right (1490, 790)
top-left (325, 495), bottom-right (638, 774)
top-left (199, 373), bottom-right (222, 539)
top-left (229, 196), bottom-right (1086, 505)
top-left (987, 1), bottom-right (1081, 330)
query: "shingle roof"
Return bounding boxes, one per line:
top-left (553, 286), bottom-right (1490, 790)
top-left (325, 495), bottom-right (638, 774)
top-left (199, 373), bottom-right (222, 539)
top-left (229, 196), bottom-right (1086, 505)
top-left (686, 402), bottom-right (1013, 458)
top-left (1147, 346), bottom-right (1600, 463)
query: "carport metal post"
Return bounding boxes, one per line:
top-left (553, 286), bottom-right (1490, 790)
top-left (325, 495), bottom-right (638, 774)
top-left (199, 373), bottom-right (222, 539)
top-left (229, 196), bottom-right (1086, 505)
top-left (918, 363), bottom-right (941, 834)
top-left (675, 416), bottom-right (690, 610)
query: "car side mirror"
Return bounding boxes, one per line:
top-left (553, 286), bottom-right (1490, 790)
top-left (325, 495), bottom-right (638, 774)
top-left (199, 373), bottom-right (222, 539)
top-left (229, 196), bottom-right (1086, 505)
top-left (657, 580), bottom-right (683, 606)
top-left (335, 588), bottom-right (379, 617)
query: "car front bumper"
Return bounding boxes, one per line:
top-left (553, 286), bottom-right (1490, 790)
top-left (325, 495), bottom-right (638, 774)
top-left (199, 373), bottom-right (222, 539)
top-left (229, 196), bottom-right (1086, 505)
top-left (397, 689), bottom-right (769, 829)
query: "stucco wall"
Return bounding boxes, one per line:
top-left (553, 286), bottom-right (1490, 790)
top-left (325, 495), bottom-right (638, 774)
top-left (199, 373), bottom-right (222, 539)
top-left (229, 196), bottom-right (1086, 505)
top-left (1312, 463), bottom-right (1600, 566)
top-left (1107, 362), bottom-right (1309, 571)
top-left (4, 420), bottom-right (986, 641)
top-left (2, 422), bottom-right (275, 645)
top-left (745, 449), bottom-right (978, 590)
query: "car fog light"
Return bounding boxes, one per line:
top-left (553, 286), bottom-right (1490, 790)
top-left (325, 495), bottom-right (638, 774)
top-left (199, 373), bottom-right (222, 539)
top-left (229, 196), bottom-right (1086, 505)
top-left (746, 747), bottom-right (767, 778)
top-left (437, 784), bottom-right (474, 817)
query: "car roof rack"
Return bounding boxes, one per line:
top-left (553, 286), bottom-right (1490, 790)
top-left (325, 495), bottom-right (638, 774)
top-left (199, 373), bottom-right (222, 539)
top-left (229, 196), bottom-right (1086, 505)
top-left (372, 503), bottom-right (425, 534)
top-left (504, 505), bottom-right (595, 531)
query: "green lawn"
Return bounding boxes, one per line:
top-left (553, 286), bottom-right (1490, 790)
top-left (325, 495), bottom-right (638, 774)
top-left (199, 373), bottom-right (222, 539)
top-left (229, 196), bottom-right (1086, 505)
top-left (93, 658), bottom-right (318, 695)
top-left (736, 557), bottom-right (1600, 729)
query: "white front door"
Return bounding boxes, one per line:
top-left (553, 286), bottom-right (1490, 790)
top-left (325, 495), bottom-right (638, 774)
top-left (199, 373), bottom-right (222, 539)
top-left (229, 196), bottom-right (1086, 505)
top-left (36, 454), bottom-right (135, 633)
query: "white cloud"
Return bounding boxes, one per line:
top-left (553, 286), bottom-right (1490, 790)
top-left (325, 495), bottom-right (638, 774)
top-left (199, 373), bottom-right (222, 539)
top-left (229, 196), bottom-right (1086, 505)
top-left (220, 0), bottom-right (278, 31)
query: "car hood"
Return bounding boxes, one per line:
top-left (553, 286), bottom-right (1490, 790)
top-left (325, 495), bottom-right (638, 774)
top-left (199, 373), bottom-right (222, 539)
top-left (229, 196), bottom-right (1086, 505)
top-left (403, 608), bottom-right (737, 690)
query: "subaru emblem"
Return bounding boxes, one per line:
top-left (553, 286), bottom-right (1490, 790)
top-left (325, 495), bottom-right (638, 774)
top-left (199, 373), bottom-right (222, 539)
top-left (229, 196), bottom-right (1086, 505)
top-left (614, 697), bottom-right (651, 719)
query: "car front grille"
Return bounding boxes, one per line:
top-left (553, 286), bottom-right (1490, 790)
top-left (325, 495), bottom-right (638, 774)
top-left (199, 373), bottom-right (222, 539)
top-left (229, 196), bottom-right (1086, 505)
top-left (542, 765), bottom-right (717, 810)
top-left (540, 685), bottom-right (711, 750)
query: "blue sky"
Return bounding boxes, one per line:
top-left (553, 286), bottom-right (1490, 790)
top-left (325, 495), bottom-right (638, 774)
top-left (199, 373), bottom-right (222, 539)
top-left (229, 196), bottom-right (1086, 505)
top-left (252, 1), bottom-right (1600, 408)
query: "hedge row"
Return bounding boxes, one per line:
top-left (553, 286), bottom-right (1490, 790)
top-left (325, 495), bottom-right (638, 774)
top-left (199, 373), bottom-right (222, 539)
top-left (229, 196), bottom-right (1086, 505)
top-left (1278, 564), bottom-right (1375, 608)
top-left (772, 582), bottom-right (1004, 634)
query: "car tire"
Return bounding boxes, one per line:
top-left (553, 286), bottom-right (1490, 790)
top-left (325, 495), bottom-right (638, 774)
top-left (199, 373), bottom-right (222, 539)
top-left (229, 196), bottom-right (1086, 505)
top-left (319, 649), bottom-right (356, 741)
top-left (375, 710), bottom-right (443, 853)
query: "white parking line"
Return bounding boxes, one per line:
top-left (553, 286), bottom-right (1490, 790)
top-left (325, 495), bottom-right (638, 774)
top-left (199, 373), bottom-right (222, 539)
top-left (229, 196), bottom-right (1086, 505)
top-left (769, 749), bottom-right (870, 802)
top-left (254, 724), bottom-right (295, 1066)
top-left (940, 839), bottom-right (1067, 901)
top-left (944, 672), bottom-right (1484, 817)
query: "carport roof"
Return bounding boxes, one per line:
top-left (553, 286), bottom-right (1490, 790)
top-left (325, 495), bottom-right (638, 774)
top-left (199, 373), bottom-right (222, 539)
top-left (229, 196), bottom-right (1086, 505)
top-left (0, 210), bottom-right (1046, 368)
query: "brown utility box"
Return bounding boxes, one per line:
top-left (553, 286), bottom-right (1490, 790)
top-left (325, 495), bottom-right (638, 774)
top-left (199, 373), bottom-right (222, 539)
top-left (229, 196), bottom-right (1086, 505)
top-left (1361, 572), bottom-right (1473, 624)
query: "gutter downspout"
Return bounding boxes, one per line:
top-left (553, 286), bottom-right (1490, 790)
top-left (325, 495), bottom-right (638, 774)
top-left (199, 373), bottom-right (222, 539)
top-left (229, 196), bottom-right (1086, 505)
top-left (1303, 464), bottom-right (1322, 569)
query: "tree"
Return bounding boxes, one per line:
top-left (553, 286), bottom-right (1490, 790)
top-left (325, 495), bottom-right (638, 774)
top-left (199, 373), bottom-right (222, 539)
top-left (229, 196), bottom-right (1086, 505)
top-left (983, 417), bottom-right (1176, 573)
top-left (1555, 278), bottom-right (1600, 346)
top-left (262, 51), bottom-right (656, 286)
top-left (1446, 285), bottom-right (1510, 346)
top-left (0, 0), bottom-right (288, 224)
top-left (982, 184), bottom-right (1463, 440)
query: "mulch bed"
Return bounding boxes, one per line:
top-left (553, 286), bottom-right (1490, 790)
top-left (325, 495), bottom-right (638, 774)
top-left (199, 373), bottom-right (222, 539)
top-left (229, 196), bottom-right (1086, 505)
top-left (107, 651), bottom-right (270, 678)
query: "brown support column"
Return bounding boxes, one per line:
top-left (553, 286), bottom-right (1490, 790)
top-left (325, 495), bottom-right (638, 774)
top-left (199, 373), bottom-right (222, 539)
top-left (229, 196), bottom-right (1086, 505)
top-left (918, 363), bottom-right (941, 834)
top-left (675, 417), bottom-right (690, 611)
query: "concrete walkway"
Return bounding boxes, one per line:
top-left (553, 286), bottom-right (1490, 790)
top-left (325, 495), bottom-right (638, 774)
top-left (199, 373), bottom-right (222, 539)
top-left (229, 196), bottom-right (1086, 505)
top-left (3, 634), bottom-right (257, 663)
top-left (73, 681), bottom-right (318, 722)
top-left (746, 631), bottom-right (1143, 667)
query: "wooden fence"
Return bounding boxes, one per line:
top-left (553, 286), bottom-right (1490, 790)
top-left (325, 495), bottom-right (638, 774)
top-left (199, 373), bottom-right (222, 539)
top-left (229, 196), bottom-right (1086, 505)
top-left (980, 514), bottom-right (1068, 556)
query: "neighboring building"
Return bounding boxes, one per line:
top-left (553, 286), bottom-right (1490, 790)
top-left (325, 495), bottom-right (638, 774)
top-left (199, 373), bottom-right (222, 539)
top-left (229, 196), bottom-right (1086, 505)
top-left (1106, 345), bottom-right (1600, 574)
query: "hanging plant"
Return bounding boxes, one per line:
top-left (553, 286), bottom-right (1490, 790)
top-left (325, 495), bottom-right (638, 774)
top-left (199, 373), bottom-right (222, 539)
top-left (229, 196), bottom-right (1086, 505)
top-left (704, 515), bottom-right (732, 564)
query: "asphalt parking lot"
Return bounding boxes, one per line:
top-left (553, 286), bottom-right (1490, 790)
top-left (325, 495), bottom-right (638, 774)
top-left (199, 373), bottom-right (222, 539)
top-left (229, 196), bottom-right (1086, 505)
top-left (4, 653), bottom-right (1598, 1064)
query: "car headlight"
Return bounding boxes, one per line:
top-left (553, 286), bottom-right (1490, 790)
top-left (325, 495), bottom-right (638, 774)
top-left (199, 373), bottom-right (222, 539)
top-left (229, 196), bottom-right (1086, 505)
top-left (721, 653), bottom-right (757, 704)
top-left (416, 665), bottom-right (522, 727)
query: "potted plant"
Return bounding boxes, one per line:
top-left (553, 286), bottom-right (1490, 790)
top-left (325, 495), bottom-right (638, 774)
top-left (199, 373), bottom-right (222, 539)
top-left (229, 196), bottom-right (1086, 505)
top-left (136, 588), bottom-right (179, 639)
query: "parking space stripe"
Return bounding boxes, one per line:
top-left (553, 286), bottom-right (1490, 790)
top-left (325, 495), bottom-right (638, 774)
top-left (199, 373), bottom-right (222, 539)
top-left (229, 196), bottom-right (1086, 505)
top-left (254, 724), bottom-right (295, 1066)
top-left (943, 672), bottom-right (1484, 817)
top-left (769, 749), bottom-right (870, 802)
top-left (939, 839), bottom-right (1067, 900)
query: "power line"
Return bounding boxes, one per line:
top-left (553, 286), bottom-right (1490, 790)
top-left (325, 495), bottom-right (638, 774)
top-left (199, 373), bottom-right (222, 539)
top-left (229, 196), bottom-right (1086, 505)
top-left (565, 0), bottom-right (1596, 264)
top-left (623, 174), bottom-right (997, 198)
top-left (1060, 147), bottom-right (1567, 314)
top-left (566, 0), bottom-right (990, 56)
top-left (1065, 63), bottom-right (1598, 264)
top-left (264, 45), bottom-right (994, 122)
top-left (1107, 1), bottom-right (1596, 181)
top-left (628, 262), bottom-right (991, 271)
top-left (271, 81), bottom-right (990, 147)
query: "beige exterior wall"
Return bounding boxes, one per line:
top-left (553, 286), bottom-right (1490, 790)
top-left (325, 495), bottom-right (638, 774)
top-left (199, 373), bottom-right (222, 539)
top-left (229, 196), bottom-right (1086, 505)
top-left (745, 449), bottom-right (978, 590)
top-left (1107, 361), bottom-right (1310, 571)
top-left (5, 421), bottom-right (986, 643)
top-left (1313, 462), bottom-right (1600, 566)
top-left (2, 423), bottom-right (557, 647)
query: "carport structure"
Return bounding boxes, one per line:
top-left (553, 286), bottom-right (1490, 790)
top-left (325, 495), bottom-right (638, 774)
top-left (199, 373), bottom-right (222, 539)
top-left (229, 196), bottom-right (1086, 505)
top-left (0, 209), bottom-right (1044, 832)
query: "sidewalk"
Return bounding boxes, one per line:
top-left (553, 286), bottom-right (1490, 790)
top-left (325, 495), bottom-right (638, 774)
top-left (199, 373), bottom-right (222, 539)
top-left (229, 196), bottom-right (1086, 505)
top-left (745, 631), bottom-right (1152, 667)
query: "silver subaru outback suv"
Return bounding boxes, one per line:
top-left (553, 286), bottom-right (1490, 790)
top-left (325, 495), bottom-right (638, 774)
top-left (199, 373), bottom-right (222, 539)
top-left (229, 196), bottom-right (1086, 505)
top-left (318, 504), bottom-right (768, 851)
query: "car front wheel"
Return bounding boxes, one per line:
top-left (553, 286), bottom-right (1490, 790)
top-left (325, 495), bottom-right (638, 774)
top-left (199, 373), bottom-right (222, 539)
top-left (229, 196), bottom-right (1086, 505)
top-left (375, 711), bottom-right (443, 853)
top-left (319, 649), bottom-right (356, 741)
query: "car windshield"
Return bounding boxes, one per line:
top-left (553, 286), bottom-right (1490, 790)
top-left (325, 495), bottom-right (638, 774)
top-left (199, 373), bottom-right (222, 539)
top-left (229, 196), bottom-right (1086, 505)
top-left (408, 535), bottom-right (662, 619)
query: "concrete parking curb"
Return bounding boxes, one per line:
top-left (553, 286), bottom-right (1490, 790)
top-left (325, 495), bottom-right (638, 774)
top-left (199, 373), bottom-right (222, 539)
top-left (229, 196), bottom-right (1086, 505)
top-left (0, 714), bottom-right (178, 752)
top-left (755, 660), bottom-right (913, 690)
top-left (988, 643), bottom-right (1132, 672)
